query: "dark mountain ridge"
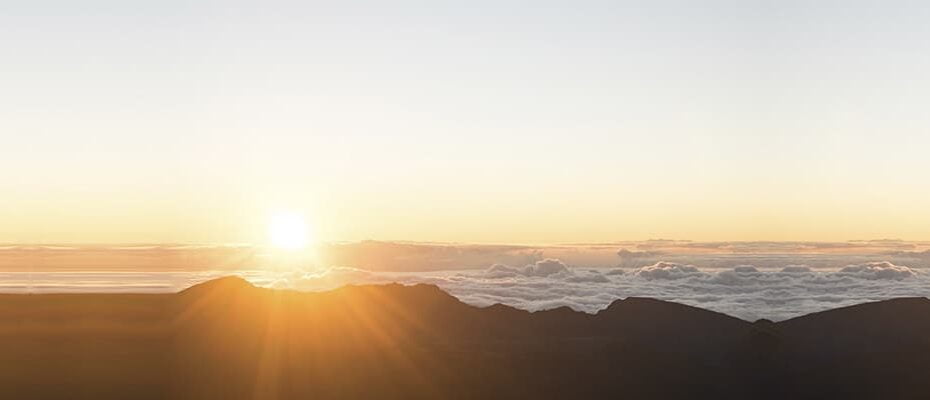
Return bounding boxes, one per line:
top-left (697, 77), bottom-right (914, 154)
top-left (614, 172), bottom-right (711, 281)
top-left (2, 276), bottom-right (929, 399)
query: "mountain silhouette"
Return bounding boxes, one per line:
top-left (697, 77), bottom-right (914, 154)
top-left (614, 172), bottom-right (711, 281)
top-left (2, 277), bottom-right (929, 399)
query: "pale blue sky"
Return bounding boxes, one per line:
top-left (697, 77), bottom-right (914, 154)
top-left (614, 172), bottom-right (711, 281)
top-left (3, 1), bottom-right (930, 243)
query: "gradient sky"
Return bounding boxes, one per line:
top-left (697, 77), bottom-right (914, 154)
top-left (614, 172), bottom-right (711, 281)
top-left (3, 0), bottom-right (930, 244)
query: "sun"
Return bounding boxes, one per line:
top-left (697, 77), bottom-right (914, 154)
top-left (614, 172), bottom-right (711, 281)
top-left (268, 212), bottom-right (312, 250)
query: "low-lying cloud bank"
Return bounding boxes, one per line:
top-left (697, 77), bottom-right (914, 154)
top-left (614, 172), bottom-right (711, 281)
top-left (4, 258), bottom-right (926, 322)
top-left (4, 240), bottom-right (930, 272)
top-left (270, 260), bottom-right (928, 322)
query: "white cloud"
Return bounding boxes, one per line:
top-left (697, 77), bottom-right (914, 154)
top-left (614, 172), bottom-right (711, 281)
top-left (484, 264), bottom-right (521, 278)
top-left (6, 245), bottom-right (930, 323)
top-left (520, 259), bottom-right (571, 277)
top-left (265, 259), bottom-right (928, 322)
top-left (480, 259), bottom-right (597, 280)
top-left (635, 262), bottom-right (701, 280)
top-left (836, 261), bottom-right (915, 280)
top-left (562, 270), bottom-right (610, 283)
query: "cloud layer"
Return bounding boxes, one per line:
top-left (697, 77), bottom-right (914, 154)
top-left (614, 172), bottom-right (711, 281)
top-left (271, 260), bottom-right (929, 321)
top-left (4, 242), bottom-right (930, 322)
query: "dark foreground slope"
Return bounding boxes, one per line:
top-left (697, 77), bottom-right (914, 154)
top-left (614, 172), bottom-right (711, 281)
top-left (1, 277), bottom-right (929, 400)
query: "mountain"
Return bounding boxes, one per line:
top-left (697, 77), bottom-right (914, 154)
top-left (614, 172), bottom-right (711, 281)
top-left (1, 277), bottom-right (929, 399)
top-left (768, 297), bottom-right (930, 400)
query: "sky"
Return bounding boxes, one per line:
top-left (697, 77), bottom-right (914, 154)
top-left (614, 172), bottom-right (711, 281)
top-left (3, 0), bottom-right (930, 244)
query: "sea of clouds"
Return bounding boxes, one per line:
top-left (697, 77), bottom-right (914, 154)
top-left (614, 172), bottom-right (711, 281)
top-left (4, 241), bottom-right (930, 321)
top-left (266, 258), bottom-right (929, 321)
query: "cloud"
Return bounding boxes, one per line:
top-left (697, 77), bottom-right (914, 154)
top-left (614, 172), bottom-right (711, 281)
top-left (484, 264), bottom-right (521, 278)
top-left (616, 248), bottom-right (665, 268)
top-left (5, 240), bottom-right (930, 273)
top-left (479, 259), bottom-right (609, 283)
top-left (836, 261), bottom-right (915, 280)
top-left (257, 258), bottom-right (929, 322)
top-left (635, 262), bottom-right (701, 280)
top-left (881, 249), bottom-right (930, 263)
top-left (6, 243), bottom-right (930, 322)
top-left (521, 259), bottom-right (570, 277)
top-left (563, 270), bottom-right (611, 283)
top-left (317, 241), bottom-right (546, 272)
top-left (617, 248), bottom-right (664, 258)
top-left (604, 268), bottom-right (627, 276)
top-left (272, 267), bottom-right (377, 291)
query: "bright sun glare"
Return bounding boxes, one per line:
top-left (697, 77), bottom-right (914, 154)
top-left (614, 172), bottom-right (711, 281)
top-left (268, 212), bottom-right (312, 250)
